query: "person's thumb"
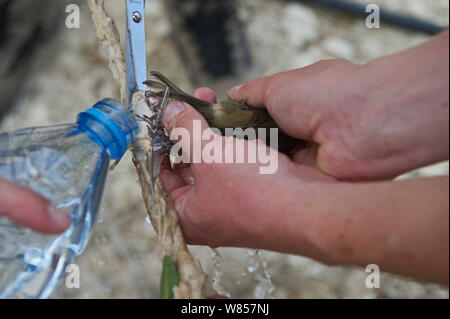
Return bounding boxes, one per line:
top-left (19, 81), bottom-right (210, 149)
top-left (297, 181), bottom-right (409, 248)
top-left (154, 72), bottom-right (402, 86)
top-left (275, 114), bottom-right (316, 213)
top-left (227, 76), bottom-right (272, 108)
top-left (163, 100), bottom-right (216, 163)
top-left (0, 178), bottom-right (71, 234)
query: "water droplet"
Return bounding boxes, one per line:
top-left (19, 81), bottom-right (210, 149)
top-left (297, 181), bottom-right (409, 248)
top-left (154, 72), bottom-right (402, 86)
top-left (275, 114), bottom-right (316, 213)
top-left (24, 248), bottom-right (44, 270)
top-left (246, 249), bottom-right (275, 298)
top-left (209, 248), bottom-right (231, 298)
top-left (247, 263), bottom-right (259, 273)
top-left (253, 281), bottom-right (275, 299)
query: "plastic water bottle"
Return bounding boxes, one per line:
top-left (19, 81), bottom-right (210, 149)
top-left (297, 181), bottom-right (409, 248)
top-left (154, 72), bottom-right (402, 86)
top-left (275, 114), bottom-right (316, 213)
top-left (0, 98), bottom-right (137, 298)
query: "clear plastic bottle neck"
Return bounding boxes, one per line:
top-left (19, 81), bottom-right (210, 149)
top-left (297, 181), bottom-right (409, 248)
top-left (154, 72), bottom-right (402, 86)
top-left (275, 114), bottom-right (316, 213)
top-left (76, 98), bottom-right (137, 159)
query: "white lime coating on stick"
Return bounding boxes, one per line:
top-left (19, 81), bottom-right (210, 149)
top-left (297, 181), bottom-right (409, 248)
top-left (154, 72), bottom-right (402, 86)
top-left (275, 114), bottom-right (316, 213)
top-left (87, 0), bottom-right (206, 299)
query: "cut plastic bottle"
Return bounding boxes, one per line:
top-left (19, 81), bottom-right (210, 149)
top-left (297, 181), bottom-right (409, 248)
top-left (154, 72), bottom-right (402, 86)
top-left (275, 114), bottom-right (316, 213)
top-left (0, 98), bottom-right (137, 298)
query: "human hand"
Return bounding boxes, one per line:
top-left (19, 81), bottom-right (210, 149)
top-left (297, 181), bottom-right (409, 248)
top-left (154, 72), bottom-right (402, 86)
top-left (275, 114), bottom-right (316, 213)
top-left (160, 87), bottom-right (338, 259)
top-left (0, 178), bottom-right (71, 233)
top-left (228, 32), bottom-right (449, 180)
top-left (160, 87), bottom-right (448, 284)
top-left (158, 31), bottom-right (449, 284)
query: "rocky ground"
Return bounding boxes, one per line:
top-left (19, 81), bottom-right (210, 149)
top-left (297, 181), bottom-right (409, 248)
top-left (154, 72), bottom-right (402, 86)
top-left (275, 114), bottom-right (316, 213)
top-left (0, 0), bottom-right (448, 298)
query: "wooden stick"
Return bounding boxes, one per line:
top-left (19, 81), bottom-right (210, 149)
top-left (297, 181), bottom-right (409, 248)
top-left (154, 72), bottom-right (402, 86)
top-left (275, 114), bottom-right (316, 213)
top-left (86, 0), bottom-right (206, 298)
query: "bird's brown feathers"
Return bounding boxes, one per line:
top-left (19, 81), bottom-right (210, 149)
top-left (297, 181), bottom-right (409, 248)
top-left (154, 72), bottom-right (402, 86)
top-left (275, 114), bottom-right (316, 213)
top-left (144, 71), bottom-right (301, 153)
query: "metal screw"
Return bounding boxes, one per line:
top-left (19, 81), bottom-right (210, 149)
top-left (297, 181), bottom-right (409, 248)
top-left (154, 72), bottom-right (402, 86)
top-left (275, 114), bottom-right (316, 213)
top-left (132, 11), bottom-right (142, 23)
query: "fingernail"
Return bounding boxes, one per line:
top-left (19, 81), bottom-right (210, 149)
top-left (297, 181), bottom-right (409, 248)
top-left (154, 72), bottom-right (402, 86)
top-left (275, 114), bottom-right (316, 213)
top-left (163, 101), bottom-right (186, 127)
top-left (47, 205), bottom-right (71, 229)
top-left (185, 175), bottom-right (195, 185)
top-left (228, 84), bottom-right (242, 96)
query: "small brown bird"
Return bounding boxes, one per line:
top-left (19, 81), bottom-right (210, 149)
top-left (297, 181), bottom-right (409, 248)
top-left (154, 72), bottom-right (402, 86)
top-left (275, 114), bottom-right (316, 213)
top-left (144, 71), bottom-right (302, 153)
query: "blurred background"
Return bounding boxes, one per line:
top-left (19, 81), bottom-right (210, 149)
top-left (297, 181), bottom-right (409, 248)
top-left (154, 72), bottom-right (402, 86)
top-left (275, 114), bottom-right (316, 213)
top-left (0, 0), bottom-right (448, 298)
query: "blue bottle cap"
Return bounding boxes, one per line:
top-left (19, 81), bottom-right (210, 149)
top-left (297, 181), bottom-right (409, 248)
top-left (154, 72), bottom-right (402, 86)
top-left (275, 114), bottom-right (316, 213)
top-left (76, 98), bottom-right (138, 159)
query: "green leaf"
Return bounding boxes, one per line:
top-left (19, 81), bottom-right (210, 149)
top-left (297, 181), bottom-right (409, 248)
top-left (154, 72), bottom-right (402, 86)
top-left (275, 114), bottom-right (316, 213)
top-left (160, 255), bottom-right (180, 299)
